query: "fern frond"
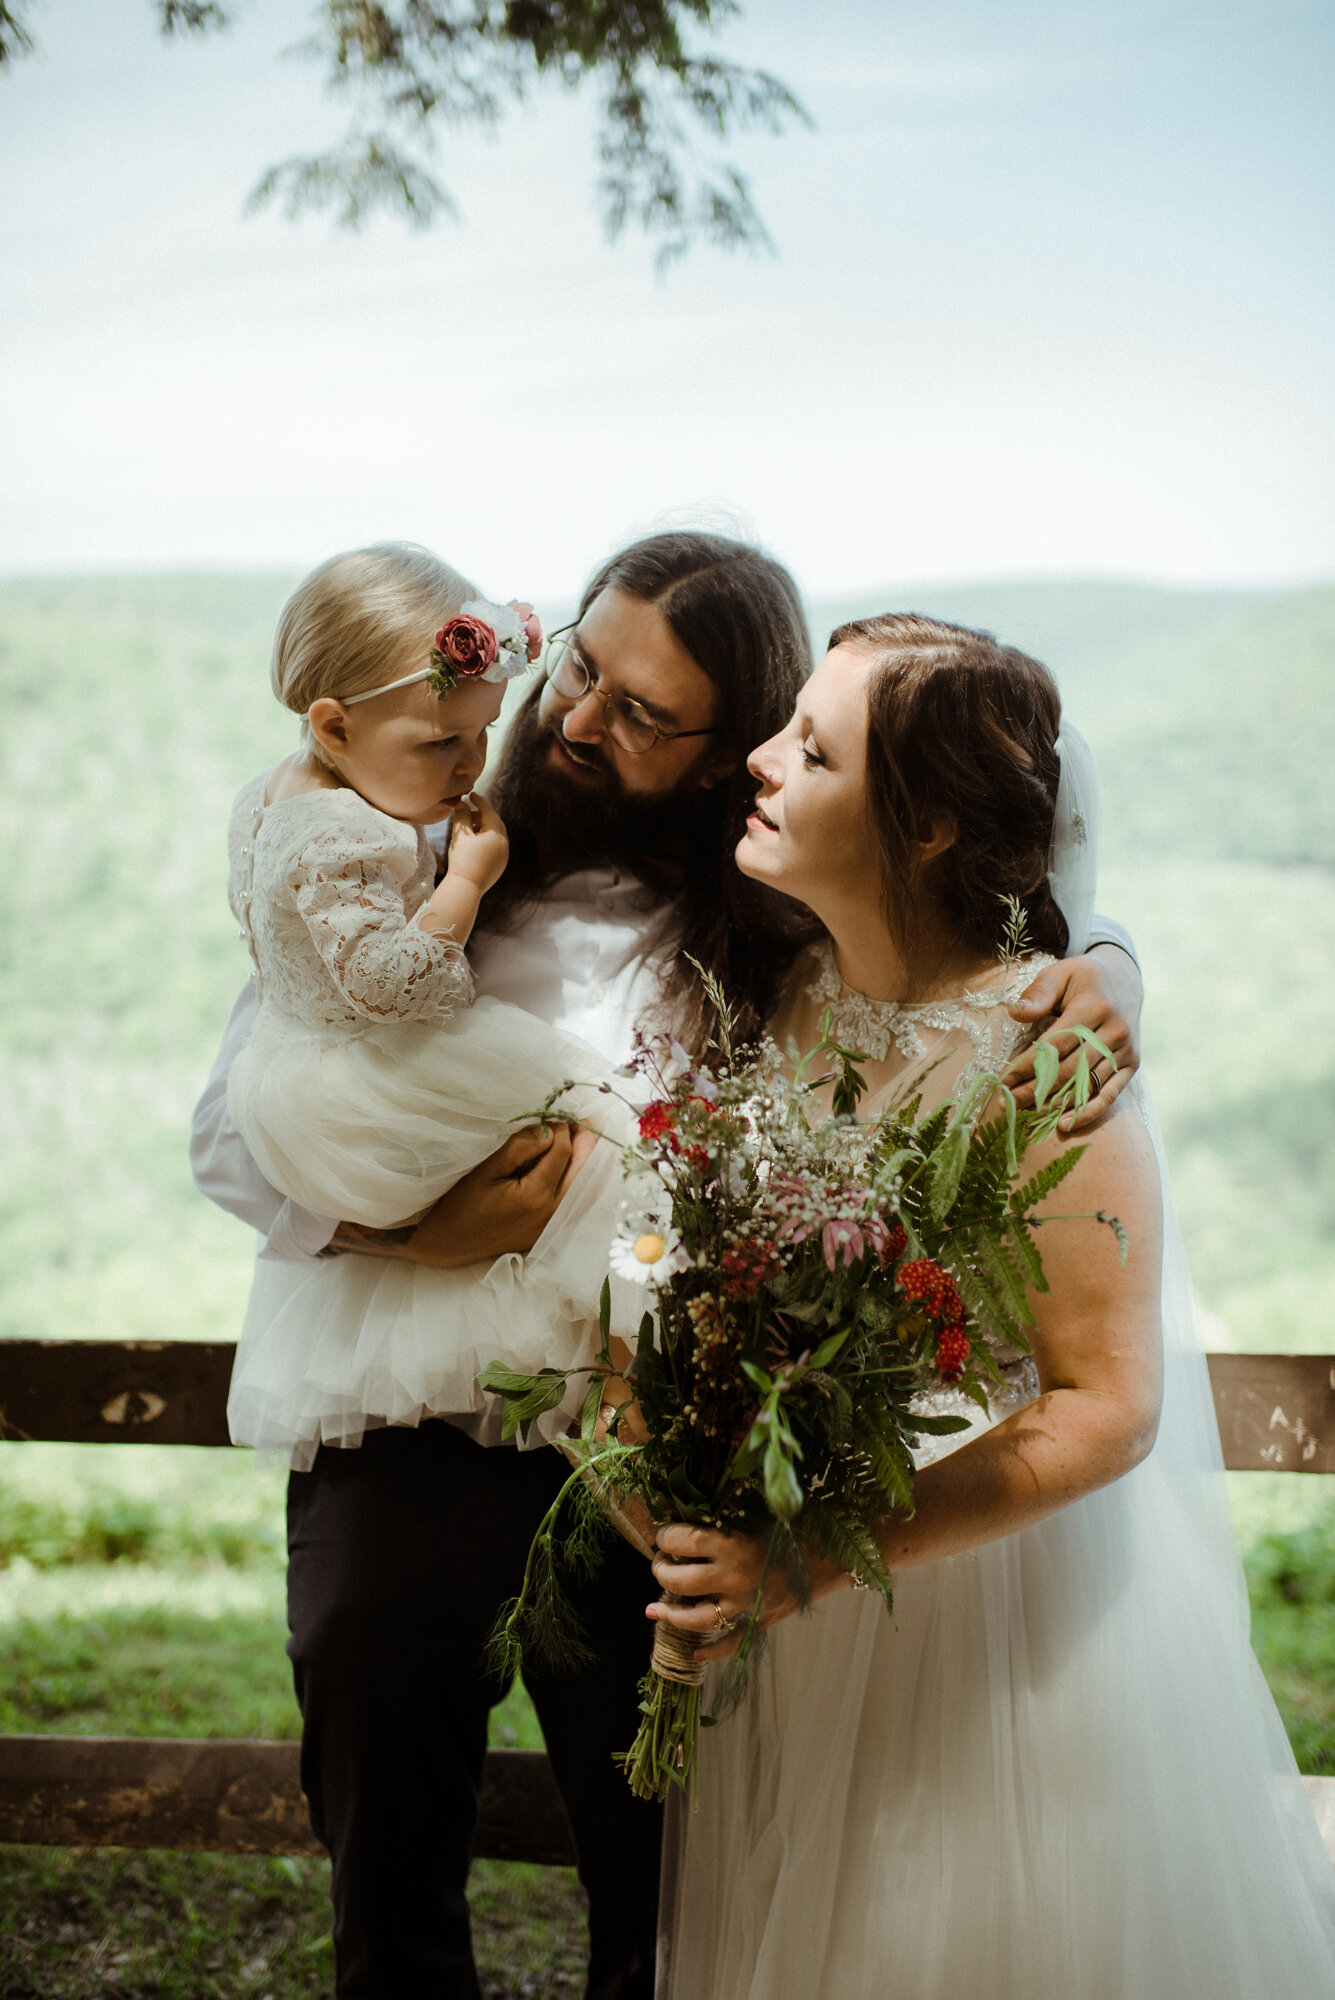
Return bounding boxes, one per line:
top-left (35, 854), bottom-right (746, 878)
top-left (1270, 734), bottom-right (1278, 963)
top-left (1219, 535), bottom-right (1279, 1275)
top-left (1010, 1143), bottom-right (1085, 1216)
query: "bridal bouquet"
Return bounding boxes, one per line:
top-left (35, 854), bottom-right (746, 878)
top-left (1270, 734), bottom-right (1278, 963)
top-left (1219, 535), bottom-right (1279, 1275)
top-left (480, 974), bottom-right (1119, 1803)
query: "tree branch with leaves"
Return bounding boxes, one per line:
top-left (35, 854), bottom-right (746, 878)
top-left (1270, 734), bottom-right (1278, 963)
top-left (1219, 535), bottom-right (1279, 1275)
top-left (2, 0), bottom-right (808, 262)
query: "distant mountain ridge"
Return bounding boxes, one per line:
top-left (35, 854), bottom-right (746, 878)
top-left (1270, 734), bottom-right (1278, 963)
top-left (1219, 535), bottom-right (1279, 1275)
top-left (2, 570), bottom-right (1329, 875)
top-left (806, 578), bottom-right (1269, 693)
top-left (806, 578), bottom-right (1335, 871)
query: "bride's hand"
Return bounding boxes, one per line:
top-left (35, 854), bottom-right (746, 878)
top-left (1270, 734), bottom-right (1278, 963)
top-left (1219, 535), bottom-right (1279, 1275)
top-left (647, 1524), bottom-right (848, 1662)
top-left (1006, 943), bottom-right (1143, 1131)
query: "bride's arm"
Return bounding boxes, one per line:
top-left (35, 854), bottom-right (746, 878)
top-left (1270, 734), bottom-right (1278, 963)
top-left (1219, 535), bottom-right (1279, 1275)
top-left (650, 1096), bottom-right (1164, 1658)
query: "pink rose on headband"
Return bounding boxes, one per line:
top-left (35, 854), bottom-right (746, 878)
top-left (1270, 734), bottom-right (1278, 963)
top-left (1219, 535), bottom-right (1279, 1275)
top-left (508, 600), bottom-right (544, 663)
top-left (433, 615), bottom-right (499, 679)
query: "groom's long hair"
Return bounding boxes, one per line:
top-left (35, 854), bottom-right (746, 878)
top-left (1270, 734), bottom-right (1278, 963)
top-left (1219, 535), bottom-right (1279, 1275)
top-left (484, 532), bottom-right (817, 1053)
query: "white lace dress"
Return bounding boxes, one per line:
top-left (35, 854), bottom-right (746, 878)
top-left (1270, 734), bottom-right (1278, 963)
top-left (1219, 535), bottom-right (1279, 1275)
top-left (660, 946), bottom-right (1335, 1999)
top-left (223, 776), bottom-right (635, 1468)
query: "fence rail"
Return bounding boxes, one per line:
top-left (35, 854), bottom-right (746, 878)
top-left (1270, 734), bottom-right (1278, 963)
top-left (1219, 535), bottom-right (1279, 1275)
top-left (2, 1338), bottom-right (1333, 1864)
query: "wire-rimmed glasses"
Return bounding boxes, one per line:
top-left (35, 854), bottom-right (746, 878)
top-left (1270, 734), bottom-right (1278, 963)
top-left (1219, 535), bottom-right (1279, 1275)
top-left (544, 627), bottom-right (717, 757)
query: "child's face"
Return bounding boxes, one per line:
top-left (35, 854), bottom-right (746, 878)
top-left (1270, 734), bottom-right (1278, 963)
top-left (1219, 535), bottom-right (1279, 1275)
top-left (314, 670), bottom-right (505, 824)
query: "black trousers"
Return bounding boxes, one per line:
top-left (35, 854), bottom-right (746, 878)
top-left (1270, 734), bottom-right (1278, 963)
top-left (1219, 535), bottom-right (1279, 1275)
top-left (286, 1421), bottom-right (663, 2000)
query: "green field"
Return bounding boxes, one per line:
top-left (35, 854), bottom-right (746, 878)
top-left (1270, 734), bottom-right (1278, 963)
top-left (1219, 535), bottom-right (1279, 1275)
top-left (1, 572), bottom-right (1332, 1993)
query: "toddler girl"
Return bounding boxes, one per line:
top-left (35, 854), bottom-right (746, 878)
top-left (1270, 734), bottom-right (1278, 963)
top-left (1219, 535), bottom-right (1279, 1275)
top-left (223, 543), bottom-right (634, 1467)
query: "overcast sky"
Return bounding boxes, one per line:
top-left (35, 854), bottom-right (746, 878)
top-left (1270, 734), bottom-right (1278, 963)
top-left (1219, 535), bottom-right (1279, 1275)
top-left (1, 0), bottom-right (1331, 599)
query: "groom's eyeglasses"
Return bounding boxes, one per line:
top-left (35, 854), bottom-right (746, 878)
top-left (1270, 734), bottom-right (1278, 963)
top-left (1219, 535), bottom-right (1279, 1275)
top-left (544, 628), bottom-right (718, 758)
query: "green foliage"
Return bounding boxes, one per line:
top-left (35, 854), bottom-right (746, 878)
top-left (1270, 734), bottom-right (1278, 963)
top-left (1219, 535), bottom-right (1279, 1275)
top-left (9, 2), bottom-right (808, 263)
top-left (0, 1446), bottom-right (585, 1989)
top-left (476, 1361), bottom-right (575, 1443)
top-left (0, 1847), bottom-right (337, 1998)
top-left (996, 893), bottom-right (1034, 969)
top-left (1246, 1516), bottom-right (1335, 1777)
top-left (0, 1), bottom-right (33, 65)
top-left (0, 1482), bottom-right (282, 1572)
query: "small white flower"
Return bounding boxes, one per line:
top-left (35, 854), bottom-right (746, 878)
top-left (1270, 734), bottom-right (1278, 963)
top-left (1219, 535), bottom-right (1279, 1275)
top-left (609, 1223), bottom-right (691, 1286)
top-left (461, 597), bottom-right (531, 682)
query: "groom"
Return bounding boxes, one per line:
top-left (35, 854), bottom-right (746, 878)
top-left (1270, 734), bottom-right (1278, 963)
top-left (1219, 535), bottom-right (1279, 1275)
top-left (191, 531), bottom-right (1144, 1999)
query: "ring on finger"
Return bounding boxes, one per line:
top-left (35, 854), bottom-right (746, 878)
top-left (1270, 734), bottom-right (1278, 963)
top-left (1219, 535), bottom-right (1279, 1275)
top-left (711, 1598), bottom-right (738, 1636)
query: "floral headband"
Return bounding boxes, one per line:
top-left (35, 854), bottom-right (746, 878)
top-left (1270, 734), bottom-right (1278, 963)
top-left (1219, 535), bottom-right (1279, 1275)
top-left (340, 597), bottom-right (543, 707)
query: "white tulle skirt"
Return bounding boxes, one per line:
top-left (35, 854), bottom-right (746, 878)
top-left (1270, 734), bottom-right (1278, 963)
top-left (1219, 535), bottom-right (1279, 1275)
top-left (661, 1085), bottom-right (1335, 1998)
top-left (228, 993), bottom-right (627, 1230)
top-left (225, 995), bottom-right (641, 1468)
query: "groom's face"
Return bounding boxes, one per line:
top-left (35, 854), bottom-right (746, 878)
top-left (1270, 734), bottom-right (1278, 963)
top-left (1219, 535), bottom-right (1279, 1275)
top-left (536, 587), bottom-right (734, 800)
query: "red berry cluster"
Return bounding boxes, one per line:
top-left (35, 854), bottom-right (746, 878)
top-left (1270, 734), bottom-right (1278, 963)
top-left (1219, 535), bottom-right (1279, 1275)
top-left (719, 1234), bottom-right (782, 1301)
top-left (934, 1326), bottom-right (970, 1382)
top-left (638, 1101), bottom-right (676, 1144)
top-left (638, 1096), bottom-right (714, 1169)
top-left (897, 1257), bottom-right (971, 1381)
top-left (884, 1222), bottom-right (907, 1261)
top-left (897, 1258), bottom-right (965, 1325)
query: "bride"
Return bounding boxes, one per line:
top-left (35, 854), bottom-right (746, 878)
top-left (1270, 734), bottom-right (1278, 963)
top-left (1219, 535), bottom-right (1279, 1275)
top-left (643, 613), bottom-right (1335, 1997)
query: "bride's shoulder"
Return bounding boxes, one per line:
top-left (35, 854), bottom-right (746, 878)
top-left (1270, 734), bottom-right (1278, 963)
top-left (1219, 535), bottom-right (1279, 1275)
top-left (961, 952), bottom-right (1056, 1012)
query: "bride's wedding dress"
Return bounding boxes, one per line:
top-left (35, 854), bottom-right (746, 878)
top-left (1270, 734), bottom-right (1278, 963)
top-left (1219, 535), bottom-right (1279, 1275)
top-left (660, 944), bottom-right (1335, 1998)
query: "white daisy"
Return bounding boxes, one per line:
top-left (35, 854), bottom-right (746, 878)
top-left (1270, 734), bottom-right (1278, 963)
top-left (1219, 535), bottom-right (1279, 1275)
top-left (609, 1223), bottom-right (691, 1287)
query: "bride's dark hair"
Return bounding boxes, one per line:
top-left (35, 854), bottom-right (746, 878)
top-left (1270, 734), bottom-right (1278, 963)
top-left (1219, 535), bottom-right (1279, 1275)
top-left (829, 612), bottom-right (1070, 960)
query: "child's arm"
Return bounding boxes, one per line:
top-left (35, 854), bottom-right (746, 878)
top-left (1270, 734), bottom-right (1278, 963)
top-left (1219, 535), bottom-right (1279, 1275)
top-left (293, 820), bottom-right (475, 1025)
top-left (414, 796), bottom-right (509, 948)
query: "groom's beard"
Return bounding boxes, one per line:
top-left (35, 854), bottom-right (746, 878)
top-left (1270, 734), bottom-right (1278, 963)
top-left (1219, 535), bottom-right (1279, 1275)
top-left (488, 688), bottom-right (720, 880)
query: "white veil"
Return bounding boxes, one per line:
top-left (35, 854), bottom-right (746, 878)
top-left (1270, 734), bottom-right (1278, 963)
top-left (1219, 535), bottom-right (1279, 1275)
top-left (1048, 721), bottom-right (1101, 955)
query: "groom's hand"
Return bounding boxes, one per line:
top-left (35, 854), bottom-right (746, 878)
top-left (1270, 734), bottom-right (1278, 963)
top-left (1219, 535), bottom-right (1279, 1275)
top-left (1006, 944), bottom-right (1143, 1133)
top-left (334, 1123), bottom-right (596, 1269)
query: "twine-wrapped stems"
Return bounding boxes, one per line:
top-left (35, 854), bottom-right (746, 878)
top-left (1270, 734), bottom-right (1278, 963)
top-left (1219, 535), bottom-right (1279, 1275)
top-left (650, 1591), bottom-right (708, 1687)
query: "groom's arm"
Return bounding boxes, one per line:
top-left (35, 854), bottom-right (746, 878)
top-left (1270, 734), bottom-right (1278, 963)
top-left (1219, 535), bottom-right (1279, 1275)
top-left (1006, 913), bottom-right (1144, 1133)
top-left (190, 980), bottom-right (339, 1262)
top-left (332, 1123), bottom-right (597, 1269)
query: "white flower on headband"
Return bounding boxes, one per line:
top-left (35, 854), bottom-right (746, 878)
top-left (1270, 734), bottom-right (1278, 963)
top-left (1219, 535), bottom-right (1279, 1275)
top-left (428, 598), bottom-right (541, 695)
top-left (339, 595), bottom-right (543, 708)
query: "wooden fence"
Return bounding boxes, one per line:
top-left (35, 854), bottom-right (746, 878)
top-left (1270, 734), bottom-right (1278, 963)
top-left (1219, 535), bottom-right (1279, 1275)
top-left (2, 1339), bottom-right (1334, 1864)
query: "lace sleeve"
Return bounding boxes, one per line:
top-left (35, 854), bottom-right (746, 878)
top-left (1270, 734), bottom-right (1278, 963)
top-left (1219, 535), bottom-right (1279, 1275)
top-left (289, 822), bottom-right (474, 1026)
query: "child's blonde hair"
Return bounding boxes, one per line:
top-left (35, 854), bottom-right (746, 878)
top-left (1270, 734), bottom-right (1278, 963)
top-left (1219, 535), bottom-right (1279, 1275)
top-left (272, 543), bottom-right (478, 763)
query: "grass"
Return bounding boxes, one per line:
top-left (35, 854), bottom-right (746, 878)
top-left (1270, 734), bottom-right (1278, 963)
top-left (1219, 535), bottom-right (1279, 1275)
top-left (0, 1849), bottom-right (588, 2000)
top-left (1246, 1515), bottom-right (1335, 1777)
top-left (0, 1449), bottom-right (588, 1997)
top-left (1, 1448), bottom-right (1333, 1996)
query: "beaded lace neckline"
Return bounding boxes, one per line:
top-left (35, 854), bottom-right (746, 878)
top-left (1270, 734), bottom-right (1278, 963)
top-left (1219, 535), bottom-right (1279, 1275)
top-left (803, 937), bottom-right (1055, 1098)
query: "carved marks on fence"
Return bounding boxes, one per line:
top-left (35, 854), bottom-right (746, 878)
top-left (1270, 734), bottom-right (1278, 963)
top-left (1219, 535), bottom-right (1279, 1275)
top-left (1205, 1354), bottom-right (1335, 1473)
top-left (5, 1341), bottom-right (1335, 1469)
top-left (0, 1341), bottom-right (235, 1446)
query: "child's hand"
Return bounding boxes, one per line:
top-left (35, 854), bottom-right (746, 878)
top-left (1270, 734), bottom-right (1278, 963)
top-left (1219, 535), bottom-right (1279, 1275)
top-left (447, 794), bottom-right (509, 894)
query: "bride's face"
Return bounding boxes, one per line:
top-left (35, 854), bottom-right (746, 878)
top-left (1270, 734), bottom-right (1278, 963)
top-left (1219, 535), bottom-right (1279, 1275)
top-left (737, 643), bottom-right (881, 923)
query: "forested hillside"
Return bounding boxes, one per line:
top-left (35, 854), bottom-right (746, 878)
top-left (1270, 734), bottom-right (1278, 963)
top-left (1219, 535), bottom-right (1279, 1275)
top-left (1, 573), bottom-right (1331, 1359)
